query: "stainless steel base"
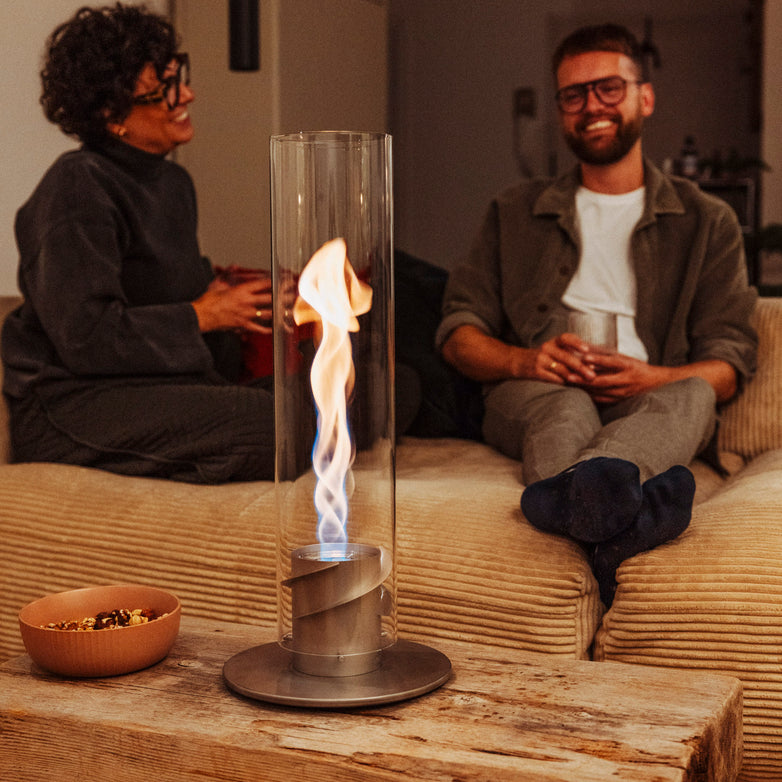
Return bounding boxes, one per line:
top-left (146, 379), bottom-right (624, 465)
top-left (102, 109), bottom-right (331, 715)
top-left (222, 640), bottom-right (452, 708)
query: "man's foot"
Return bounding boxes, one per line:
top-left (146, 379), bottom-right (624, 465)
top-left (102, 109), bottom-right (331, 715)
top-left (520, 463), bottom-right (579, 537)
top-left (521, 457), bottom-right (642, 543)
top-left (592, 464), bottom-right (696, 608)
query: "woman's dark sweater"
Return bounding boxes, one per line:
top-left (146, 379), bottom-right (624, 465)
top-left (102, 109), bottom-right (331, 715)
top-left (2, 137), bottom-right (224, 399)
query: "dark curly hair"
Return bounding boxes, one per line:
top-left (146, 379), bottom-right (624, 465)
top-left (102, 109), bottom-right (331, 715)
top-left (552, 23), bottom-right (645, 80)
top-left (40, 3), bottom-right (180, 145)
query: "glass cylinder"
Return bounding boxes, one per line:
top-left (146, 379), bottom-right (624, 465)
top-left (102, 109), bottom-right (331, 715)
top-left (270, 131), bottom-right (395, 677)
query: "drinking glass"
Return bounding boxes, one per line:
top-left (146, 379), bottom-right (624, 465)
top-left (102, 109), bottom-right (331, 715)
top-left (567, 309), bottom-right (618, 352)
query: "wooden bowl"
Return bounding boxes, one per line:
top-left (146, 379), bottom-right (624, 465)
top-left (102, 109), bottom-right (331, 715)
top-left (18, 584), bottom-right (181, 677)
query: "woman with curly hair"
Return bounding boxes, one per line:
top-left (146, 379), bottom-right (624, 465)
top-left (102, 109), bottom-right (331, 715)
top-left (1, 3), bottom-right (275, 483)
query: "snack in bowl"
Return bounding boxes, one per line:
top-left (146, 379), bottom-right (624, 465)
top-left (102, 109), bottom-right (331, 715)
top-left (18, 584), bottom-right (181, 677)
top-left (44, 607), bottom-right (164, 631)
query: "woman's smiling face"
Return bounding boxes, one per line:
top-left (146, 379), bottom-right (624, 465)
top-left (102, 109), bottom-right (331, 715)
top-left (118, 58), bottom-right (194, 155)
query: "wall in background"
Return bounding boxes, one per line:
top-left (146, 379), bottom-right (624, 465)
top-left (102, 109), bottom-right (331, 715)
top-left (547, 10), bottom-right (759, 178)
top-left (1, 1), bottom-right (779, 293)
top-left (389, 0), bottom-right (568, 272)
top-left (172, 0), bottom-right (276, 272)
top-left (389, 0), bottom-right (768, 271)
top-left (762, 0), bottom-right (782, 225)
top-left (174, 0), bottom-right (389, 271)
top-left (0, 0), bottom-right (167, 296)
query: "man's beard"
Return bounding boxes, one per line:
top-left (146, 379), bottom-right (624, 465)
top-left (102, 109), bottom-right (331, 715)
top-left (563, 111), bottom-right (643, 165)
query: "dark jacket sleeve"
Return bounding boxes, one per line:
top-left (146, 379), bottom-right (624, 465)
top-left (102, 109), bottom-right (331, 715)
top-left (679, 192), bottom-right (758, 386)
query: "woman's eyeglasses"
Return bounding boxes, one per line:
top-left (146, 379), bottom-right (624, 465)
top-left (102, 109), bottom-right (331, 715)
top-left (555, 76), bottom-right (642, 115)
top-left (133, 53), bottom-right (190, 111)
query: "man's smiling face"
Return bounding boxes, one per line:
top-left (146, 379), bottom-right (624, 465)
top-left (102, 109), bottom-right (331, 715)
top-left (556, 50), bottom-right (654, 166)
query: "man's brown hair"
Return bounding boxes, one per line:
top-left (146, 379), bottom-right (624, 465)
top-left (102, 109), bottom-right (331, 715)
top-left (552, 23), bottom-right (645, 80)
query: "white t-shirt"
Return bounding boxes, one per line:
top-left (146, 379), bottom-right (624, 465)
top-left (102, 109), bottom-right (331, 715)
top-left (562, 186), bottom-right (649, 361)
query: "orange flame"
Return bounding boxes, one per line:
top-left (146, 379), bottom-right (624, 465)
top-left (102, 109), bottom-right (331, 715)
top-left (293, 238), bottom-right (372, 544)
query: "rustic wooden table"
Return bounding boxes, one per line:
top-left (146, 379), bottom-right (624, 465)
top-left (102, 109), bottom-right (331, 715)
top-left (0, 617), bottom-right (742, 782)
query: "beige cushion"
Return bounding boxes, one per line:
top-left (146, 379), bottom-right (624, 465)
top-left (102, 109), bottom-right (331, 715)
top-left (396, 438), bottom-right (603, 658)
top-left (0, 463), bottom-right (279, 662)
top-left (0, 439), bottom-right (603, 663)
top-left (720, 297), bottom-right (782, 460)
top-left (0, 296), bottom-right (21, 465)
top-left (595, 448), bottom-right (782, 780)
top-left (592, 299), bottom-right (782, 782)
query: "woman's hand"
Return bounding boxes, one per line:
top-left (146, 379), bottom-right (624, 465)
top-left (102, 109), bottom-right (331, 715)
top-left (192, 274), bottom-right (273, 334)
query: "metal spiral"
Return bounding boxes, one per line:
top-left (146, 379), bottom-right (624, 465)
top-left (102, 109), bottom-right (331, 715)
top-left (283, 543), bottom-right (391, 677)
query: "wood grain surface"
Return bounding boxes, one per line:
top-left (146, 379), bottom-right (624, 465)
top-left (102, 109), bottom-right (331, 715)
top-left (0, 618), bottom-right (742, 782)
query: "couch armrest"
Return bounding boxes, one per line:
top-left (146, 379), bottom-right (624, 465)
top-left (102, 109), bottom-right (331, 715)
top-left (0, 297), bottom-right (22, 465)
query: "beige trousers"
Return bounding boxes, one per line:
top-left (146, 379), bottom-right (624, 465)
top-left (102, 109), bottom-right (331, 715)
top-left (482, 376), bottom-right (717, 485)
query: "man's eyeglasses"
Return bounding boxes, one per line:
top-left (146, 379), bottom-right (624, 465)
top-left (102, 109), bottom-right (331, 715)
top-left (555, 76), bottom-right (643, 115)
top-left (133, 53), bottom-right (190, 111)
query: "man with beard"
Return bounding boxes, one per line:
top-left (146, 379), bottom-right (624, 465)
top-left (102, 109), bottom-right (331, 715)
top-left (435, 23), bottom-right (757, 607)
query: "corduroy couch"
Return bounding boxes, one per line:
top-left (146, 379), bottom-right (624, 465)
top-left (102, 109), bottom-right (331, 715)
top-left (2, 291), bottom-right (782, 781)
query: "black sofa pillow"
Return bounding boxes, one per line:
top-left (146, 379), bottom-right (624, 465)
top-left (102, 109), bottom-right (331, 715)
top-left (394, 250), bottom-right (483, 440)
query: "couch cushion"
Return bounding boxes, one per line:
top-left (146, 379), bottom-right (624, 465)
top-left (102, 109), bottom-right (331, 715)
top-left (0, 296), bottom-right (22, 465)
top-left (0, 462), bottom-right (279, 663)
top-left (0, 439), bottom-right (603, 664)
top-left (396, 438), bottom-right (603, 658)
top-left (394, 251), bottom-right (484, 440)
top-left (594, 447), bottom-right (782, 781)
top-left (719, 296), bottom-right (782, 460)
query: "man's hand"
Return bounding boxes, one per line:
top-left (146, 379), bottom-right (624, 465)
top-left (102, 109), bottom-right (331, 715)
top-left (565, 350), bottom-right (673, 403)
top-left (441, 325), bottom-right (738, 404)
top-left (441, 325), bottom-right (598, 384)
top-left (564, 344), bottom-right (738, 404)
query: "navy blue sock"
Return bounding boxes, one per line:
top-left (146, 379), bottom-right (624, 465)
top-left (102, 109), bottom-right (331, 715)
top-left (592, 465), bottom-right (695, 608)
top-left (521, 457), bottom-right (642, 543)
top-left (520, 463), bottom-right (579, 537)
top-left (567, 457), bottom-right (642, 543)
